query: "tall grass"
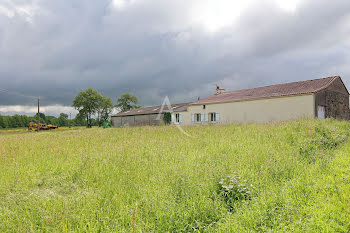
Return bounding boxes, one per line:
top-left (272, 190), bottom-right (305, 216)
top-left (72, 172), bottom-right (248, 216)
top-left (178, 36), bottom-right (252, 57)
top-left (0, 119), bottom-right (349, 232)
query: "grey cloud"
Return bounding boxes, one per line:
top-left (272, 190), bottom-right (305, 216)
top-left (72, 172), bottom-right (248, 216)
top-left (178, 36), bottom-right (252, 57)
top-left (0, 0), bottom-right (350, 116)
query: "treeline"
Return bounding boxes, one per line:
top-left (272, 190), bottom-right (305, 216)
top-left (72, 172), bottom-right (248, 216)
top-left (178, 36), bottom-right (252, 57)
top-left (0, 90), bottom-right (140, 129)
top-left (0, 113), bottom-right (94, 129)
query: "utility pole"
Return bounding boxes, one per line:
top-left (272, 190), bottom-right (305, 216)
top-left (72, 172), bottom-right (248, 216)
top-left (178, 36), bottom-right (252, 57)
top-left (37, 98), bottom-right (40, 132)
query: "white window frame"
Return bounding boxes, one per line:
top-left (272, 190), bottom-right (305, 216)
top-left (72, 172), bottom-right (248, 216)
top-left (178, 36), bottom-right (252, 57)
top-left (209, 112), bottom-right (216, 122)
top-left (175, 113), bottom-right (181, 124)
top-left (195, 113), bottom-right (201, 123)
top-left (216, 112), bottom-right (220, 122)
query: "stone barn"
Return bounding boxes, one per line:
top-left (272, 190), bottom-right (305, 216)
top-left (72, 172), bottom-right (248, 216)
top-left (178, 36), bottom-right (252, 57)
top-left (111, 103), bottom-right (188, 127)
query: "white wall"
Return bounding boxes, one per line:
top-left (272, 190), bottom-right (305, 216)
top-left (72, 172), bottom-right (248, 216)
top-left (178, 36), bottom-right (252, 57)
top-left (178, 94), bottom-right (315, 125)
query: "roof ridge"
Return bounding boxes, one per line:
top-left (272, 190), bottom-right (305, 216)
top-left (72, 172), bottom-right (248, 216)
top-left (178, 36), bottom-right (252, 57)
top-left (220, 76), bottom-right (339, 95)
top-left (312, 76), bottom-right (339, 93)
top-left (189, 76), bottom-right (343, 106)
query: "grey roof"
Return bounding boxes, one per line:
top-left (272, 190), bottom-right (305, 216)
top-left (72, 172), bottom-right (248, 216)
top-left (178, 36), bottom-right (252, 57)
top-left (112, 103), bottom-right (189, 117)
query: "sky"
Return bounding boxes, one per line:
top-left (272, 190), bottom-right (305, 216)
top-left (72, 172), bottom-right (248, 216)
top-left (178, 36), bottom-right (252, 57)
top-left (0, 0), bottom-right (350, 116)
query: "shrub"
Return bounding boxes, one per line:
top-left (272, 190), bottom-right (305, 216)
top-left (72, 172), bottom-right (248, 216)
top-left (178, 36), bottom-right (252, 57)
top-left (217, 174), bottom-right (253, 211)
top-left (163, 112), bottom-right (171, 125)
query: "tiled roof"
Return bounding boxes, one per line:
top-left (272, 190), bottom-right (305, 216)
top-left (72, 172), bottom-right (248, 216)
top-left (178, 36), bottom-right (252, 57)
top-left (112, 103), bottom-right (189, 117)
top-left (190, 76), bottom-right (343, 105)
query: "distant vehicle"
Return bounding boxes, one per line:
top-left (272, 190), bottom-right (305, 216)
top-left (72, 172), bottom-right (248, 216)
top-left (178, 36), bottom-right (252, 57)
top-left (28, 122), bottom-right (58, 131)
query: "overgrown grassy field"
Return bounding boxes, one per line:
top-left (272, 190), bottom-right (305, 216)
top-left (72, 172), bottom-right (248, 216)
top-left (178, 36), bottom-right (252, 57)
top-left (0, 119), bottom-right (350, 232)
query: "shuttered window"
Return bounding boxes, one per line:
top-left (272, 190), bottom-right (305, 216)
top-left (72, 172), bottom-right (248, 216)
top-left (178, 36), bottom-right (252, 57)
top-left (195, 113), bottom-right (201, 122)
top-left (209, 112), bottom-right (220, 122)
top-left (216, 112), bottom-right (220, 122)
top-left (171, 113), bottom-right (174, 124)
top-left (204, 113), bottom-right (208, 122)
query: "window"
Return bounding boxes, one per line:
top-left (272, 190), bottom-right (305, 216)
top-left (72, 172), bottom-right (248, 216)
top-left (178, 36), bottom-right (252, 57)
top-left (175, 113), bottom-right (180, 123)
top-left (209, 113), bottom-right (216, 122)
top-left (174, 113), bottom-right (182, 124)
top-left (195, 113), bottom-right (201, 122)
top-left (203, 105), bottom-right (206, 109)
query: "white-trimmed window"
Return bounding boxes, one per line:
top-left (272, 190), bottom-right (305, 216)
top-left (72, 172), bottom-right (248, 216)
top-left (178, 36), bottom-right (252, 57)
top-left (209, 112), bottom-right (216, 122)
top-left (175, 113), bottom-right (182, 124)
top-left (175, 113), bottom-right (180, 123)
top-left (209, 112), bottom-right (220, 123)
top-left (195, 113), bottom-right (201, 122)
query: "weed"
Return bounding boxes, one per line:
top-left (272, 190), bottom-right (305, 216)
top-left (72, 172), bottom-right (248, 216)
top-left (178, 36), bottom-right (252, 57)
top-left (217, 174), bottom-right (253, 211)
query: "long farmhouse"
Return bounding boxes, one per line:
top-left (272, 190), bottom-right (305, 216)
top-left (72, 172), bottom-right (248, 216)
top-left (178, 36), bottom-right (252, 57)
top-left (112, 76), bottom-right (349, 127)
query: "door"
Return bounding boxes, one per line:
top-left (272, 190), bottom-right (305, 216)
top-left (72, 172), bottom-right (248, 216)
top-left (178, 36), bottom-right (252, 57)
top-left (317, 106), bottom-right (325, 119)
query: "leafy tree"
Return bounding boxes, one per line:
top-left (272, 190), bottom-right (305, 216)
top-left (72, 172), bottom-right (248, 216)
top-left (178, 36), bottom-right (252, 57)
top-left (163, 112), bottom-right (172, 125)
top-left (35, 112), bottom-right (46, 121)
top-left (73, 88), bottom-right (102, 128)
top-left (97, 96), bottom-right (114, 127)
top-left (115, 93), bottom-right (140, 112)
top-left (58, 113), bottom-right (68, 127)
top-left (46, 116), bottom-right (59, 126)
top-left (72, 114), bottom-right (86, 127)
top-left (60, 113), bottom-right (68, 119)
top-left (0, 115), bottom-right (5, 128)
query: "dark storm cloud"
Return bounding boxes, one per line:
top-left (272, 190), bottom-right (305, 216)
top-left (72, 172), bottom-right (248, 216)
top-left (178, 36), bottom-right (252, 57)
top-left (0, 0), bottom-right (350, 114)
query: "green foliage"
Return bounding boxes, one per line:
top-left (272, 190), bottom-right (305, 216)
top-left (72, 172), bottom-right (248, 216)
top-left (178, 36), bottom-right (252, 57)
top-left (0, 119), bottom-right (350, 232)
top-left (73, 88), bottom-right (114, 128)
top-left (97, 96), bottom-right (114, 127)
top-left (0, 114), bottom-right (33, 128)
top-left (115, 93), bottom-right (140, 112)
top-left (163, 112), bottom-right (172, 124)
top-left (35, 112), bottom-right (46, 120)
top-left (56, 113), bottom-right (68, 127)
top-left (0, 115), bottom-right (4, 128)
top-left (73, 88), bottom-right (102, 128)
top-left (0, 113), bottom-right (90, 129)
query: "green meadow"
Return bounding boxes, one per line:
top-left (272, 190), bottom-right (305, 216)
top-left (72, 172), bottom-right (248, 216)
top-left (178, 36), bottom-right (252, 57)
top-left (0, 119), bottom-right (349, 232)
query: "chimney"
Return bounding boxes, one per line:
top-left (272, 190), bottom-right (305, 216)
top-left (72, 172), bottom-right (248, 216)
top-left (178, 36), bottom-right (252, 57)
top-left (216, 85), bottom-right (225, 94)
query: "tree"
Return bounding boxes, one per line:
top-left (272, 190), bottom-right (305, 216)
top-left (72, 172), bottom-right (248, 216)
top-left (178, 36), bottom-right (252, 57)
top-left (46, 116), bottom-right (59, 126)
top-left (72, 88), bottom-right (102, 128)
top-left (35, 112), bottom-right (46, 120)
top-left (58, 113), bottom-right (68, 127)
top-left (72, 114), bottom-right (86, 127)
top-left (97, 96), bottom-right (114, 127)
top-left (0, 115), bottom-right (5, 128)
top-left (115, 93), bottom-right (140, 112)
top-left (163, 112), bottom-right (171, 125)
